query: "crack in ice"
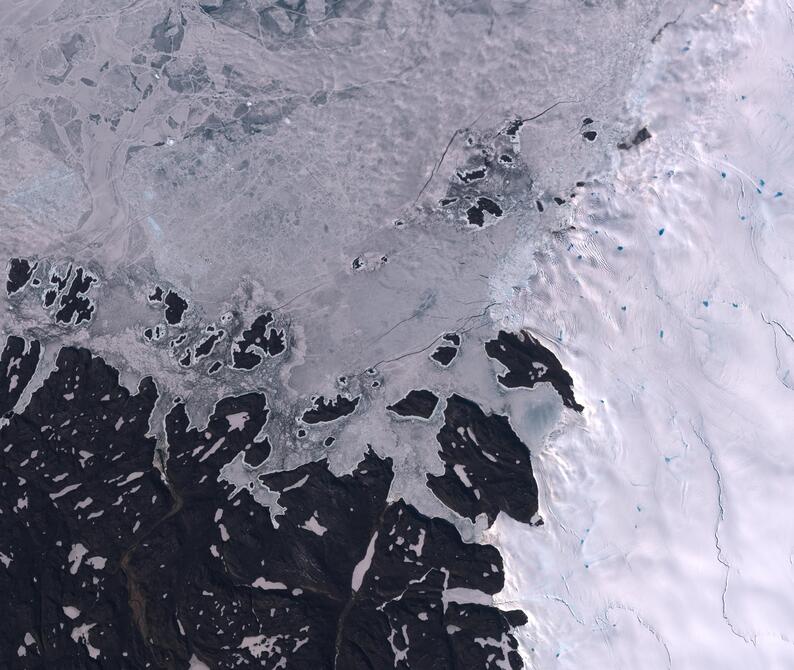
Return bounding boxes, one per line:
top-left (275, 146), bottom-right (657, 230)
top-left (691, 424), bottom-right (753, 645)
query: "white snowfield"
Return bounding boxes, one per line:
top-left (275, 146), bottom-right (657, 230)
top-left (488, 1), bottom-right (794, 668)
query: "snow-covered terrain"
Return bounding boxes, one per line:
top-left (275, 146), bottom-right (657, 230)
top-left (489, 2), bottom-right (794, 667)
top-left (2, 0), bottom-right (792, 667)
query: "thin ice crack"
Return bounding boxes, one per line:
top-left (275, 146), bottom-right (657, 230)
top-left (651, 11), bottom-right (684, 43)
top-left (761, 313), bottom-right (794, 391)
top-left (606, 603), bottom-right (672, 668)
top-left (518, 99), bottom-right (579, 124)
top-left (366, 303), bottom-right (499, 371)
top-left (546, 595), bottom-right (585, 625)
top-left (691, 424), bottom-right (752, 644)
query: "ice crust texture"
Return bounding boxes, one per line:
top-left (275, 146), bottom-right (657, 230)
top-left (2, 0), bottom-right (793, 668)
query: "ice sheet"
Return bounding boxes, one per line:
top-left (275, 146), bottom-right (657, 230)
top-left (487, 2), bottom-right (794, 666)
